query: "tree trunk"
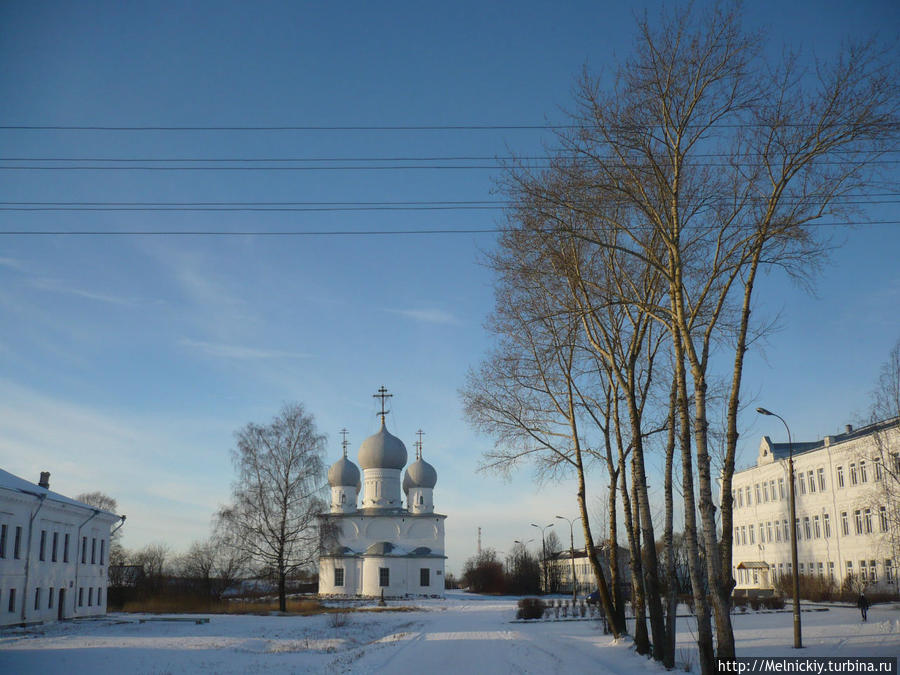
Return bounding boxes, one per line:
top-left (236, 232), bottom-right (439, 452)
top-left (663, 376), bottom-right (678, 669)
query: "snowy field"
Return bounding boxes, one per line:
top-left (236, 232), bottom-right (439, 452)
top-left (1, 592), bottom-right (898, 674)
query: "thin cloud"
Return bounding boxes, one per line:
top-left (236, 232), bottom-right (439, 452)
top-left (0, 257), bottom-right (26, 271)
top-left (386, 308), bottom-right (460, 325)
top-left (30, 277), bottom-right (139, 306)
top-left (180, 338), bottom-right (313, 360)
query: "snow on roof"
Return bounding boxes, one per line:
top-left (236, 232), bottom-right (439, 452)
top-left (0, 467), bottom-right (119, 518)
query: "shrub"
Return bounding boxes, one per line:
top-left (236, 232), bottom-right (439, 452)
top-left (328, 611), bottom-right (349, 628)
top-left (516, 597), bottom-right (546, 620)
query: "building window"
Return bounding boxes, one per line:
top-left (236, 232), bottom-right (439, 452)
top-left (841, 511), bottom-right (850, 536)
top-left (846, 561), bottom-right (853, 579)
top-left (859, 461), bottom-right (867, 483)
top-left (49, 587), bottom-right (54, 609)
top-left (379, 567), bottom-right (390, 587)
top-left (91, 538), bottom-right (97, 564)
top-left (88, 588), bottom-right (93, 607)
top-left (755, 484), bottom-right (761, 503)
top-left (334, 568), bottom-right (344, 587)
top-left (803, 517), bottom-right (811, 539)
top-left (850, 463), bottom-right (858, 486)
top-left (78, 588), bottom-right (83, 607)
top-left (769, 480), bottom-right (776, 502)
top-left (874, 458), bottom-right (883, 481)
top-left (817, 467), bottom-right (826, 491)
top-left (854, 510), bottom-right (863, 535)
top-left (63, 533), bottom-right (69, 563)
top-left (892, 453), bottom-right (900, 474)
top-left (52, 532), bottom-right (58, 562)
top-left (778, 477), bottom-right (785, 500)
top-left (860, 561), bottom-right (867, 581)
top-left (828, 562), bottom-right (835, 580)
top-left (869, 561), bottom-right (877, 582)
top-left (783, 519), bottom-right (789, 541)
top-left (81, 537), bottom-right (87, 564)
top-left (8, 588), bottom-right (15, 613)
top-left (39, 530), bottom-right (46, 561)
top-left (807, 470), bottom-right (815, 493)
top-left (0, 524), bottom-right (6, 558)
top-left (763, 482), bottom-right (769, 502)
top-left (886, 559), bottom-right (894, 583)
top-left (795, 518), bottom-right (801, 540)
top-left (100, 540), bottom-right (105, 566)
top-left (863, 509), bottom-right (872, 534)
top-left (734, 527), bottom-right (740, 545)
top-left (420, 568), bottom-right (430, 586)
top-left (97, 588), bottom-right (103, 606)
top-left (748, 525), bottom-right (755, 545)
top-left (34, 587), bottom-right (41, 611)
top-left (741, 526), bottom-right (747, 546)
top-left (824, 513), bottom-right (831, 538)
top-left (738, 489), bottom-right (743, 508)
top-left (745, 486), bottom-right (752, 506)
top-left (813, 515), bottom-right (821, 539)
top-left (775, 523), bottom-right (782, 543)
top-left (799, 476), bottom-right (806, 495)
top-left (837, 466), bottom-right (844, 488)
top-left (798, 563), bottom-right (804, 575)
top-left (880, 506), bottom-right (889, 532)
top-left (817, 562), bottom-right (824, 578)
top-left (766, 522), bottom-right (773, 542)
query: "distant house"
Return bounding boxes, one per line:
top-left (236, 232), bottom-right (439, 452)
top-left (542, 543), bottom-right (632, 597)
top-left (0, 468), bottom-right (123, 627)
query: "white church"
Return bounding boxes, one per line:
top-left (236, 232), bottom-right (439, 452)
top-left (318, 388), bottom-right (446, 598)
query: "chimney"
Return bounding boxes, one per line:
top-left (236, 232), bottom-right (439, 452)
top-left (845, 424), bottom-right (853, 434)
top-left (38, 471), bottom-right (50, 489)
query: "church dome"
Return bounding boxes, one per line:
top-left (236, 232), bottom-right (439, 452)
top-left (403, 458), bottom-right (437, 492)
top-left (327, 455), bottom-right (361, 488)
top-left (358, 421), bottom-right (407, 470)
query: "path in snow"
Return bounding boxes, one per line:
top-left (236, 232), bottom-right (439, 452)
top-left (1, 592), bottom-right (898, 674)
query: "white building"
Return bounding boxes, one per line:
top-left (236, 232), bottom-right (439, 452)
top-left (0, 469), bottom-right (123, 627)
top-left (731, 418), bottom-right (899, 595)
top-left (318, 401), bottom-right (446, 598)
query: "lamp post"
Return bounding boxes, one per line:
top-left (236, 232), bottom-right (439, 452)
top-left (757, 406), bottom-right (802, 649)
top-left (531, 523), bottom-right (554, 594)
top-left (555, 515), bottom-right (581, 603)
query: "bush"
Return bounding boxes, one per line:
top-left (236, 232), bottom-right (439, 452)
top-left (516, 597), bottom-right (546, 620)
top-left (328, 611), bottom-right (349, 628)
top-left (762, 596), bottom-right (785, 610)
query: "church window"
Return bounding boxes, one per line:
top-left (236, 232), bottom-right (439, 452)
top-left (334, 568), bottom-right (344, 587)
top-left (379, 567), bottom-right (390, 587)
top-left (420, 568), bottom-right (430, 586)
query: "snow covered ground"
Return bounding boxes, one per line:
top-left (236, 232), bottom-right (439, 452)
top-left (1, 592), bottom-right (898, 674)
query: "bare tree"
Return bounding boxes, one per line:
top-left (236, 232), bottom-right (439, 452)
top-left (217, 402), bottom-right (327, 612)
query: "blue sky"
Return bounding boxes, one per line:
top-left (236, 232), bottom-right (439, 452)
top-left (0, 1), bottom-right (897, 575)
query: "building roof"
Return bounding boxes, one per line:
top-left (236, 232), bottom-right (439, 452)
top-left (327, 455), bottom-right (361, 488)
top-left (736, 561), bottom-right (770, 569)
top-left (0, 467), bottom-right (119, 518)
top-left (358, 420), bottom-right (408, 470)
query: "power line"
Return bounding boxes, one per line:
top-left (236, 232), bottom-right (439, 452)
top-left (1, 221), bottom-right (896, 237)
top-left (1, 122), bottom-right (898, 131)
top-left (2, 159), bottom-right (898, 171)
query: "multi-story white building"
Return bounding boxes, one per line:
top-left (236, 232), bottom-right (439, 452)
top-left (730, 418), bottom-right (899, 595)
top-left (0, 468), bottom-right (123, 627)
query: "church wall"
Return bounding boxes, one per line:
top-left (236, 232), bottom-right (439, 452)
top-left (361, 469), bottom-right (402, 509)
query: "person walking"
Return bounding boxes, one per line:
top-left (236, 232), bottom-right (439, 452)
top-left (857, 593), bottom-right (869, 621)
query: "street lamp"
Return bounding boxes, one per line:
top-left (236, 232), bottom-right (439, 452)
top-left (757, 406), bottom-right (802, 649)
top-left (531, 523), bottom-right (554, 594)
top-left (555, 515), bottom-right (581, 603)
